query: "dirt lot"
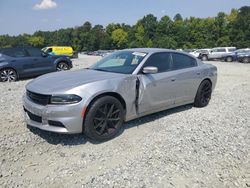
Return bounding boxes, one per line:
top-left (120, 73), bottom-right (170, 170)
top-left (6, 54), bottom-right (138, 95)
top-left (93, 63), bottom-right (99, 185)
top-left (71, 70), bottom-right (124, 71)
top-left (0, 56), bottom-right (249, 187)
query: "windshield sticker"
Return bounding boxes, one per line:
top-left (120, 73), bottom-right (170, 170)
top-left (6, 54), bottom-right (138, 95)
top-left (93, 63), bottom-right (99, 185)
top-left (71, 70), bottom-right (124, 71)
top-left (132, 52), bottom-right (147, 57)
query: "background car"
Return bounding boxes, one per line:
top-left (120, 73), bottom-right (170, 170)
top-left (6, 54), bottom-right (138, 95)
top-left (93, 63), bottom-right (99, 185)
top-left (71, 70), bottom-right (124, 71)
top-left (199, 47), bottom-right (236, 61)
top-left (237, 51), bottom-right (250, 63)
top-left (0, 47), bottom-right (72, 82)
top-left (23, 48), bottom-right (217, 142)
top-left (221, 48), bottom-right (250, 62)
top-left (41, 46), bottom-right (74, 57)
top-left (190, 49), bottom-right (211, 58)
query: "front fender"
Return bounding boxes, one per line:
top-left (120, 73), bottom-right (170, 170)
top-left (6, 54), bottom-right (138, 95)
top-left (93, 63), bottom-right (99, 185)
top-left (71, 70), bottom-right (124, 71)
top-left (68, 75), bottom-right (138, 121)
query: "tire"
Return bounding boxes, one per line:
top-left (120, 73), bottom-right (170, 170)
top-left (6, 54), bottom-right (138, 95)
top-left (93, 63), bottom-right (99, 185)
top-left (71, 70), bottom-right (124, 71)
top-left (0, 68), bottom-right (18, 82)
top-left (201, 55), bottom-right (208, 61)
top-left (194, 80), bottom-right (212, 108)
top-left (226, 56), bottom-right (233, 62)
top-left (84, 96), bottom-right (125, 142)
top-left (242, 57), bottom-right (249, 64)
top-left (56, 62), bottom-right (70, 71)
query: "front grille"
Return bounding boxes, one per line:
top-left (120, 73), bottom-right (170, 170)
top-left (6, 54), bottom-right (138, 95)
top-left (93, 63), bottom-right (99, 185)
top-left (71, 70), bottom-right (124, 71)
top-left (24, 108), bottom-right (42, 123)
top-left (27, 90), bottom-right (50, 106)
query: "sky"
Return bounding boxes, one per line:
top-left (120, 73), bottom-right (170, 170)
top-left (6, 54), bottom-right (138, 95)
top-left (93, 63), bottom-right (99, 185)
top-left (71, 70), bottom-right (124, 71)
top-left (0, 0), bottom-right (249, 36)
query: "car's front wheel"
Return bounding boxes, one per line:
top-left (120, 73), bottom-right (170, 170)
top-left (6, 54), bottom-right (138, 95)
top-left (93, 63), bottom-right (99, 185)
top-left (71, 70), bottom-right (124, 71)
top-left (0, 68), bottom-right (18, 82)
top-left (56, 62), bottom-right (70, 71)
top-left (84, 96), bottom-right (125, 142)
top-left (242, 57), bottom-right (249, 63)
top-left (194, 80), bottom-right (212, 108)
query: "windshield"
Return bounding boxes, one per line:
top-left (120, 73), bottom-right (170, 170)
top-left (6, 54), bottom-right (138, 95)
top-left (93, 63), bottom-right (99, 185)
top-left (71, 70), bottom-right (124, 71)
top-left (90, 51), bottom-right (147, 74)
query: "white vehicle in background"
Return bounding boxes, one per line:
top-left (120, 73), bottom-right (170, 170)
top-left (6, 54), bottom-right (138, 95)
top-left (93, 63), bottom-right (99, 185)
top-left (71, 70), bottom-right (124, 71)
top-left (189, 49), bottom-right (211, 58)
top-left (200, 47), bottom-right (236, 61)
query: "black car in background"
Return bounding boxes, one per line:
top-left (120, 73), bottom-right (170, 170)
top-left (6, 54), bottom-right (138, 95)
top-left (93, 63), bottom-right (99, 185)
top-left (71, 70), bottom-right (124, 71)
top-left (0, 48), bottom-right (72, 82)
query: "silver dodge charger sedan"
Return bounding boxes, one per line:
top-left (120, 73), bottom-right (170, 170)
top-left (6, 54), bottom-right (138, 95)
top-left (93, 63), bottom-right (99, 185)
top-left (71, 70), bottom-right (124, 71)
top-left (23, 48), bottom-right (217, 141)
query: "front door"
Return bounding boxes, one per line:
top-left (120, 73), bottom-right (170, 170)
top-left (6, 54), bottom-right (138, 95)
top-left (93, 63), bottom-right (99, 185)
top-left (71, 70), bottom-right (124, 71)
top-left (137, 52), bottom-right (176, 114)
top-left (26, 48), bottom-right (54, 74)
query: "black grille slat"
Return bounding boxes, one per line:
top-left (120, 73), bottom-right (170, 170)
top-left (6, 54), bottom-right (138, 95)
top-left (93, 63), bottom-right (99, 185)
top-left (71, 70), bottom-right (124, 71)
top-left (24, 108), bottom-right (42, 123)
top-left (27, 90), bottom-right (50, 106)
top-left (48, 120), bottom-right (65, 128)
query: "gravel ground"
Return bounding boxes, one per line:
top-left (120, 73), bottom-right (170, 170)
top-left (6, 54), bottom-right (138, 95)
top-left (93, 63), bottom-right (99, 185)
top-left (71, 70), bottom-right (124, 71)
top-left (0, 55), bottom-right (249, 187)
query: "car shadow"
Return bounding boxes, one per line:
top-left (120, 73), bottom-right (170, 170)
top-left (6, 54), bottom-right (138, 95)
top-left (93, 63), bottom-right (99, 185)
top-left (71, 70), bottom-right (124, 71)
top-left (123, 104), bottom-right (193, 130)
top-left (27, 104), bottom-right (193, 145)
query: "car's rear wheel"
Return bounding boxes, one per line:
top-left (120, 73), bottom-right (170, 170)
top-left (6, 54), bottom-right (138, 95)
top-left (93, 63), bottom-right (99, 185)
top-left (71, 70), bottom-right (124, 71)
top-left (242, 57), bottom-right (249, 63)
top-left (194, 80), bottom-right (212, 108)
top-left (56, 62), bottom-right (70, 71)
top-left (226, 56), bottom-right (233, 62)
top-left (0, 68), bottom-right (18, 82)
top-left (84, 96), bottom-right (125, 142)
top-left (201, 55), bottom-right (208, 61)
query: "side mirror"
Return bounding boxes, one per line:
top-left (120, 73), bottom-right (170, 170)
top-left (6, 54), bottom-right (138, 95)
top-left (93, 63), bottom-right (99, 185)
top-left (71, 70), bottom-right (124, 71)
top-left (41, 51), bottom-right (48, 57)
top-left (142, 66), bottom-right (158, 74)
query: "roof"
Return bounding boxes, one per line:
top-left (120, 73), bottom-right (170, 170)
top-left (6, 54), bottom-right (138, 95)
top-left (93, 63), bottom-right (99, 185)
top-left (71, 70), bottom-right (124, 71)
top-left (122, 48), bottom-right (175, 53)
top-left (120, 48), bottom-right (195, 58)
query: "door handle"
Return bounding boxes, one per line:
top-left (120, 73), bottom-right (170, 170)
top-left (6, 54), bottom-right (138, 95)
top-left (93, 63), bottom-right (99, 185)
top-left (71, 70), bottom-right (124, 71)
top-left (171, 78), bottom-right (176, 82)
top-left (196, 72), bottom-right (201, 75)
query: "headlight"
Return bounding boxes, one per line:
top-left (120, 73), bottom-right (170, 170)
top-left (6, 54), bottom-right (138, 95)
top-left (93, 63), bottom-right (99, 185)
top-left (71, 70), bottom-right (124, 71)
top-left (50, 94), bottom-right (82, 105)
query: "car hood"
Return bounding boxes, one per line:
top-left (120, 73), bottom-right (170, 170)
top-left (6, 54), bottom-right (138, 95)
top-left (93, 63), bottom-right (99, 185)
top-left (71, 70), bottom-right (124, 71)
top-left (26, 69), bottom-right (126, 94)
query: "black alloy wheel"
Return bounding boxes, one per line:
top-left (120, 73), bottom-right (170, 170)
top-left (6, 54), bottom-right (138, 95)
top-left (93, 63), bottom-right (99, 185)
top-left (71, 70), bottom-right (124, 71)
top-left (84, 96), bottom-right (124, 142)
top-left (93, 103), bottom-right (121, 136)
top-left (194, 80), bottom-right (212, 107)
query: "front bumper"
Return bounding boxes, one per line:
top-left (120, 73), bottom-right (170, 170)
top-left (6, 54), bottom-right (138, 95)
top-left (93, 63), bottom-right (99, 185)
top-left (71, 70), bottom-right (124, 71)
top-left (23, 94), bottom-right (84, 134)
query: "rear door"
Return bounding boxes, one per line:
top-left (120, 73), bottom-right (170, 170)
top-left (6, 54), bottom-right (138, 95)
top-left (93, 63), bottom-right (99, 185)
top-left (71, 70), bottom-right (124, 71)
top-left (209, 48), bottom-right (226, 59)
top-left (170, 53), bottom-right (201, 104)
top-left (137, 52), bottom-right (176, 114)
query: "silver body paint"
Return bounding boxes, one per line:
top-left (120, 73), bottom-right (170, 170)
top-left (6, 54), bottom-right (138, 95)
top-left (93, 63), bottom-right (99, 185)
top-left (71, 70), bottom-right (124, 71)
top-left (23, 48), bottom-right (217, 134)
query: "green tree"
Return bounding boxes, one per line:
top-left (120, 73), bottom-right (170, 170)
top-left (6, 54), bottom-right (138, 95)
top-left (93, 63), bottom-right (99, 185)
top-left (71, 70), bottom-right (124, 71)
top-left (111, 28), bottom-right (128, 49)
top-left (27, 36), bottom-right (45, 47)
top-left (231, 6), bottom-right (250, 48)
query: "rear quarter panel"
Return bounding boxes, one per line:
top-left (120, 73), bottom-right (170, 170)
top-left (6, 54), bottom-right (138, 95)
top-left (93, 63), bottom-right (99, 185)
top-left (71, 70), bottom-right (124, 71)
top-left (198, 61), bottom-right (217, 91)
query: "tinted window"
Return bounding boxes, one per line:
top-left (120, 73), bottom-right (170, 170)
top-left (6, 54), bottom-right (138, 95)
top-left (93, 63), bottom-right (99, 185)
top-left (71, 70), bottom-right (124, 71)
top-left (143, 53), bottom-right (171, 73)
top-left (172, 53), bottom-right (197, 70)
top-left (26, 48), bottom-right (42, 57)
top-left (228, 48), bottom-right (236, 52)
top-left (2, 49), bottom-right (28, 57)
top-left (217, 48), bottom-right (226, 52)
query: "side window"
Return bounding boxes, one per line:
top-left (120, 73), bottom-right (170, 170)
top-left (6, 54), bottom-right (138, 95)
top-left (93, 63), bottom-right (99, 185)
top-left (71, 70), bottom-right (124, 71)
top-left (172, 53), bottom-right (197, 70)
top-left (217, 48), bottom-right (226, 52)
top-left (2, 49), bottom-right (27, 57)
top-left (46, 48), bottom-right (53, 53)
top-left (143, 53), bottom-right (171, 73)
top-left (14, 49), bottom-right (28, 57)
top-left (26, 48), bottom-right (41, 57)
top-left (228, 48), bottom-right (235, 52)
